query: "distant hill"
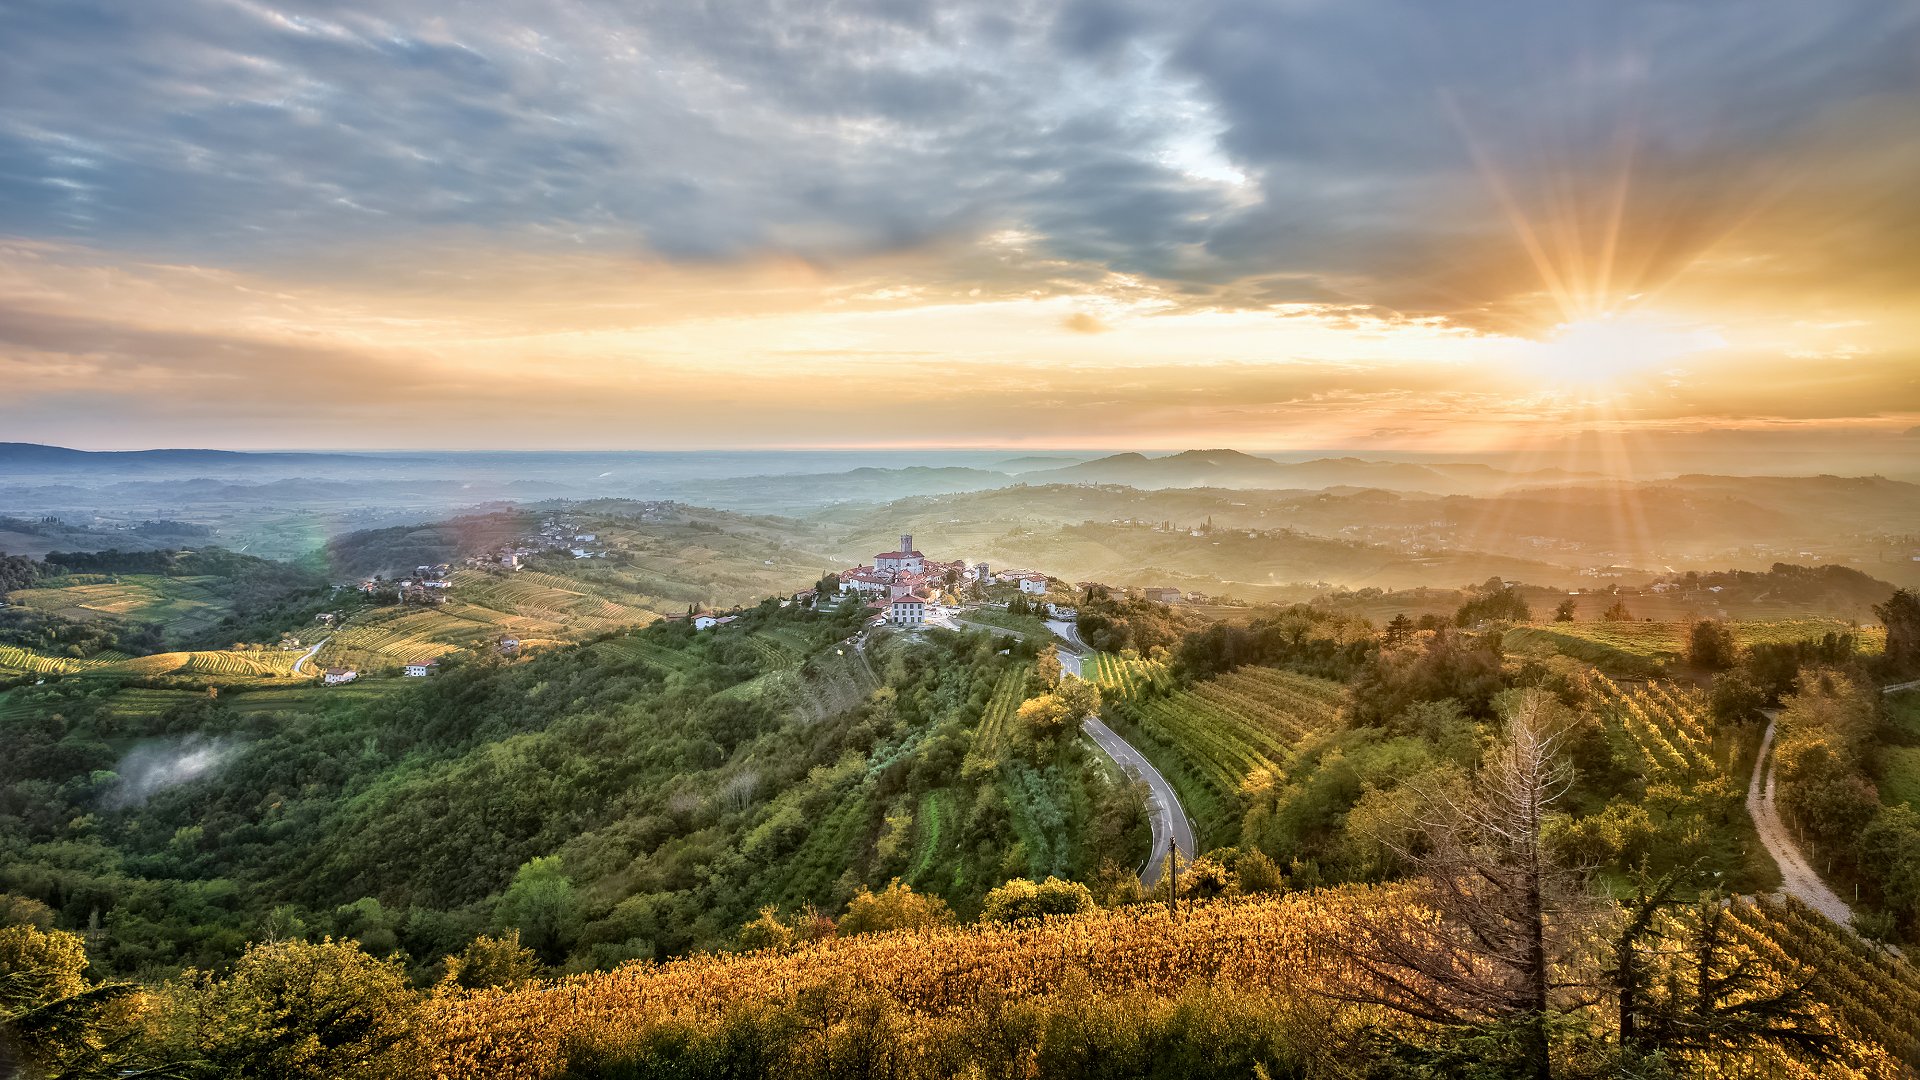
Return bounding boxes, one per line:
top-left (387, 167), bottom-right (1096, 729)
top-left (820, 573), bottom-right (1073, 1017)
top-left (1022, 449), bottom-right (1583, 494)
top-left (0, 442), bottom-right (375, 470)
top-left (992, 454), bottom-right (1095, 473)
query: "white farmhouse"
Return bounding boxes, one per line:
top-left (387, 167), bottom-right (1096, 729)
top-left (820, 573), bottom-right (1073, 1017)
top-left (403, 658), bottom-right (439, 677)
top-left (323, 668), bottom-right (358, 686)
top-left (1019, 574), bottom-right (1049, 596)
top-left (889, 594), bottom-right (928, 625)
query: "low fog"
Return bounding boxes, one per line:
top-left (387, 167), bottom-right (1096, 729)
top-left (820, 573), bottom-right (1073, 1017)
top-left (103, 736), bottom-right (234, 809)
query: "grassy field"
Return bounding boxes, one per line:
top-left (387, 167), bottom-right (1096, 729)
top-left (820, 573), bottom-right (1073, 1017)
top-left (5, 573), bottom-right (233, 635)
top-left (1879, 746), bottom-right (1920, 813)
top-left (1505, 618), bottom-right (1882, 677)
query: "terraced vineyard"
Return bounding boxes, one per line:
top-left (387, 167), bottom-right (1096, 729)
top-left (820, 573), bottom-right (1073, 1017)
top-left (1592, 675), bottom-right (1717, 780)
top-left (1105, 666), bottom-right (1347, 845)
top-left (0, 643), bottom-right (308, 682)
top-left (966, 667), bottom-right (1031, 765)
top-left (0, 645), bottom-right (108, 677)
top-left (1085, 652), bottom-right (1168, 701)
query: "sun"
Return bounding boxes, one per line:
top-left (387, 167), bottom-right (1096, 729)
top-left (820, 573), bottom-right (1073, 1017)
top-left (1515, 312), bottom-right (1726, 387)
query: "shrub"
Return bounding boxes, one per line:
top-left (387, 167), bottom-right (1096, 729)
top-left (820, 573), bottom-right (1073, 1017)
top-left (981, 877), bottom-right (1098, 923)
top-left (837, 882), bottom-right (954, 937)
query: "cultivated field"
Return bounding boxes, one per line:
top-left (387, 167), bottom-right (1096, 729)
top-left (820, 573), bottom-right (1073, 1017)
top-left (3, 573), bottom-right (233, 634)
top-left (420, 890), bottom-right (1910, 1080)
top-left (1103, 666), bottom-right (1347, 845)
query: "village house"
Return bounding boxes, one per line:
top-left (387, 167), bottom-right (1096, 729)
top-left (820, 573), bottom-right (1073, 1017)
top-left (1019, 574), bottom-right (1049, 596)
top-left (1144, 586), bottom-right (1183, 604)
top-left (889, 594), bottom-right (928, 625)
top-left (323, 668), bottom-right (358, 686)
top-left (840, 569), bottom-right (890, 595)
top-left (497, 637), bottom-right (521, 655)
top-left (403, 658), bottom-right (440, 677)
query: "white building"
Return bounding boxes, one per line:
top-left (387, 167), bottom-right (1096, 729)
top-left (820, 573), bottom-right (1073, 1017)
top-left (841, 570), bottom-right (890, 595)
top-left (890, 594), bottom-right (928, 625)
top-left (403, 659), bottom-right (439, 677)
top-left (694, 612), bottom-right (721, 630)
top-left (323, 668), bottom-right (358, 686)
top-left (1019, 574), bottom-right (1049, 596)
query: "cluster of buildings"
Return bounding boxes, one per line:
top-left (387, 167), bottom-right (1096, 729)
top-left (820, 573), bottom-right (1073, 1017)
top-left (835, 534), bottom-right (962, 626)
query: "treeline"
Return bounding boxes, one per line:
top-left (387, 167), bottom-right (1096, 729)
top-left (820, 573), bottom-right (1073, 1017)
top-left (0, 606), bottom-right (165, 658)
top-left (0, 551), bottom-right (48, 592)
top-left (1668, 562), bottom-right (1897, 606)
top-left (1771, 672), bottom-right (1920, 938)
top-left (1071, 589), bottom-right (1197, 655)
top-left (1171, 605), bottom-right (1374, 682)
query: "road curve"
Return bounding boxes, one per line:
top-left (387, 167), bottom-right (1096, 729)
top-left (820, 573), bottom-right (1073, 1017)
top-left (292, 636), bottom-right (329, 678)
top-left (1084, 715), bottom-right (1196, 888)
top-left (1747, 708), bottom-right (1855, 926)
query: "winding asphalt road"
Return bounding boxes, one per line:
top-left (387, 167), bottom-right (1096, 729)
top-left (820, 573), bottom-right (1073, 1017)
top-left (1084, 715), bottom-right (1196, 888)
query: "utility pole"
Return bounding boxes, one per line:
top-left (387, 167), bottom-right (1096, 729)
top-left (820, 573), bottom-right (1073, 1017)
top-left (1165, 837), bottom-right (1178, 921)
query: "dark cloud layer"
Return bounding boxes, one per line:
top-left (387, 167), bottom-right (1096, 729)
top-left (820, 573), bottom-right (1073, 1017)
top-left (2, 0), bottom-right (1917, 349)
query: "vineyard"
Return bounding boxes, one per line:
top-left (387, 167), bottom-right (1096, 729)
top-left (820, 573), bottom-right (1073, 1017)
top-left (0, 643), bottom-right (307, 682)
top-left (1727, 894), bottom-right (1920, 1070)
top-left (1103, 666), bottom-right (1346, 844)
top-left (419, 888), bottom-right (1913, 1080)
top-left (1085, 652), bottom-right (1169, 701)
top-left (966, 667), bottom-right (1032, 765)
top-left (1592, 675), bottom-right (1718, 780)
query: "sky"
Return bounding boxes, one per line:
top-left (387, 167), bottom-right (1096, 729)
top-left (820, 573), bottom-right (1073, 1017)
top-left (1, 0), bottom-right (1917, 452)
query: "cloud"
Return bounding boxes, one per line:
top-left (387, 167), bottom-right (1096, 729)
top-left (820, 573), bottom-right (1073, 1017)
top-left (0, 1), bottom-right (1917, 446)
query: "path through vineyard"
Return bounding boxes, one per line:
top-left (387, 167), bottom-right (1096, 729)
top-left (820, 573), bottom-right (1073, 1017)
top-left (1747, 708), bottom-right (1854, 926)
top-left (1084, 715), bottom-right (1195, 888)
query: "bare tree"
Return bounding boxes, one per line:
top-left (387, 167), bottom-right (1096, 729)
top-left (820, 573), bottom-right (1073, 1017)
top-left (1327, 688), bottom-right (1592, 1080)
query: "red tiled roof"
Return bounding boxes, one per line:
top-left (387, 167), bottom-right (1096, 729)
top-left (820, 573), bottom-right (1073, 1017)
top-left (876, 550), bottom-right (925, 559)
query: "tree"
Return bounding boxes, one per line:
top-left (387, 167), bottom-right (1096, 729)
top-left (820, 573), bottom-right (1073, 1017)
top-left (1553, 598), bottom-right (1576, 623)
top-left (1875, 587), bottom-right (1920, 674)
top-left (440, 928), bottom-right (541, 991)
top-left (836, 882), bottom-right (954, 936)
top-left (1636, 897), bottom-right (1837, 1064)
top-left (981, 877), bottom-right (1097, 923)
top-left (0, 925), bottom-right (159, 1080)
top-left (1708, 670), bottom-right (1768, 726)
top-left (1327, 689), bottom-right (1591, 1080)
top-left (493, 856), bottom-right (583, 965)
top-left (1602, 600), bottom-right (1633, 622)
top-left (1384, 613), bottom-right (1415, 648)
top-left (161, 937), bottom-right (422, 1080)
top-left (1686, 619), bottom-right (1737, 671)
top-left (1015, 679), bottom-right (1099, 749)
